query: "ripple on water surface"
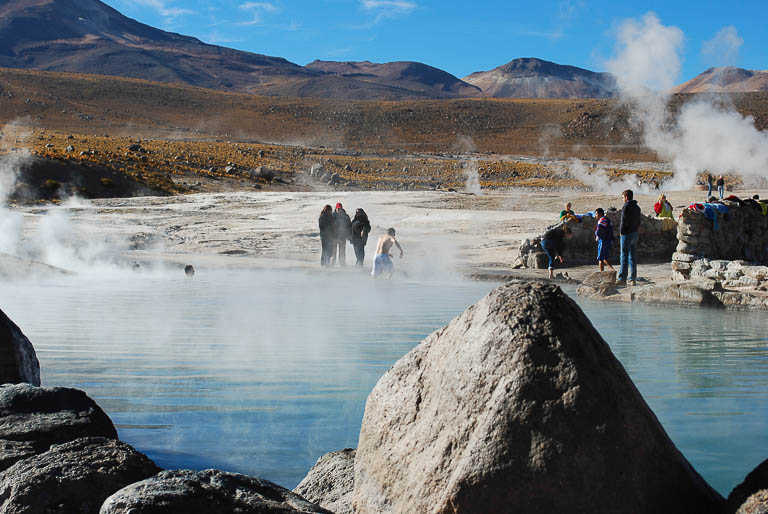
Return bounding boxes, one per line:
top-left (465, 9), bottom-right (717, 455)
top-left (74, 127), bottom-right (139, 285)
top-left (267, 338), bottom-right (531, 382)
top-left (1, 272), bottom-right (766, 495)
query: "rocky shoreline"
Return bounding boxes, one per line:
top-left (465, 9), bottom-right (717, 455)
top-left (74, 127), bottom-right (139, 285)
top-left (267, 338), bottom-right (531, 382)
top-left (1, 282), bottom-right (766, 512)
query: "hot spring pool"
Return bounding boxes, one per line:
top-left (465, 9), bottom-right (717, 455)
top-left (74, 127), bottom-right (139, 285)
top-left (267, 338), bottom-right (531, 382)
top-left (0, 269), bottom-right (766, 496)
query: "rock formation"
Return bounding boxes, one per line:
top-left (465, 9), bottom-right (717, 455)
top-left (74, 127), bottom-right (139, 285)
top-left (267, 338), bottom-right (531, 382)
top-left (576, 270), bottom-right (617, 297)
top-left (728, 458), bottom-right (768, 513)
top-left (100, 469), bottom-right (332, 513)
top-left (519, 211), bottom-right (677, 269)
top-left (353, 281), bottom-right (724, 513)
top-left (0, 309), bottom-right (40, 386)
top-left (294, 448), bottom-right (355, 514)
top-left (0, 383), bottom-right (118, 471)
top-left (673, 200), bottom-right (768, 267)
top-left (0, 437), bottom-right (159, 513)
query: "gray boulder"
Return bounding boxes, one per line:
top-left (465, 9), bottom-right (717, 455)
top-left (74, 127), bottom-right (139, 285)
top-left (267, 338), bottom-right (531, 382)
top-left (100, 469), bottom-right (332, 513)
top-left (294, 448), bottom-right (355, 514)
top-left (0, 437), bottom-right (160, 514)
top-left (353, 281), bottom-right (724, 513)
top-left (0, 309), bottom-right (40, 386)
top-left (728, 459), bottom-right (768, 513)
top-left (576, 270), bottom-right (617, 297)
top-left (0, 383), bottom-right (117, 471)
top-left (256, 166), bottom-right (277, 181)
top-left (630, 278), bottom-right (724, 308)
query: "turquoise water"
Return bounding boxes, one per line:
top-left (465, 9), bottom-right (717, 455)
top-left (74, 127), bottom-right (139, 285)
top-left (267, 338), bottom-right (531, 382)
top-left (0, 270), bottom-right (766, 496)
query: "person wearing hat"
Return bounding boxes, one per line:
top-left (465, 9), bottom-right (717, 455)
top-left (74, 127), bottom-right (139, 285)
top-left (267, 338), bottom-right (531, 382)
top-left (332, 202), bottom-right (352, 266)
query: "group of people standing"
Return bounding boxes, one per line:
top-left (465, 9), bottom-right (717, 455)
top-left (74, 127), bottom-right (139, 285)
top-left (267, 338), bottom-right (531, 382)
top-left (706, 174), bottom-right (726, 200)
top-left (318, 203), bottom-right (371, 267)
top-left (542, 189), bottom-right (641, 286)
top-left (318, 203), bottom-right (404, 277)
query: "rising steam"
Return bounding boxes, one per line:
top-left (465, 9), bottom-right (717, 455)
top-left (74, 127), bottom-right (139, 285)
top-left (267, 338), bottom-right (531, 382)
top-left (462, 160), bottom-right (482, 195)
top-left (603, 13), bottom-right (768, 190)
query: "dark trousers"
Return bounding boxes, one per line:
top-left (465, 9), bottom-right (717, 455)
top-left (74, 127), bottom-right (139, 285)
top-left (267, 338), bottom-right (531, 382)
top-left (333, 239), bottom-right (347, 266)
top-left (352, 242), bottom-right (365, 267)
top-left (320, 237), bottom-right (334, 266)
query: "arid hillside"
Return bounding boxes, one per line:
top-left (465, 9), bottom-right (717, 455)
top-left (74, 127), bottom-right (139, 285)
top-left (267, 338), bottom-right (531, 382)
top-left (1, 67), bottom-right (767, 202)
top-left (3, 67), bottom-right (768, 158)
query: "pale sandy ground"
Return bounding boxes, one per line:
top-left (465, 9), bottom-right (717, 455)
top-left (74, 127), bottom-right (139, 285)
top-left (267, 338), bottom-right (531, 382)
top-left (12, 187), bottom-right (760, 294)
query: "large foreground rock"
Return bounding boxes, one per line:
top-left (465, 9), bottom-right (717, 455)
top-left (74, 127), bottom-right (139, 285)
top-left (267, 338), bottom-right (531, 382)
top-left (0, 437), bottom-right (160, 513)
top-left (294, 448), bottom-right (355, 514)
top-left (728, 459), bottom-right (768, 513)
top-left (0, 383), bottom-right (117, 471)
top-left (0, 309), bottom-right (40, 386)
top-left (101, 469), bottom-right (333, 513)
top-left (353, 281), bottom-right (724, 513)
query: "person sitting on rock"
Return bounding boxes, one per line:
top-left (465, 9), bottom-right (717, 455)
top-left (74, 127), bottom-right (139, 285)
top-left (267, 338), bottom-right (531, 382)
top-left (559, 202), bottom-right (580, 223)
top-left (653, 194), bottom-right (673, 218)
top-left (541, 225), bottom-right (571, 280)
top-left (594, 208), bottom-right (615, 273)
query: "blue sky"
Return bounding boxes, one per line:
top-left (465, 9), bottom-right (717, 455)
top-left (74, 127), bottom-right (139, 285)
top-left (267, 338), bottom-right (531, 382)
top-left (104, 0), bottom-right (766, 82)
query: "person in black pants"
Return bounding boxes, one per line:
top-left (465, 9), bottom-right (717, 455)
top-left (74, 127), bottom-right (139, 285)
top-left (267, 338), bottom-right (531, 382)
top-left (318, 205), bottom-right (335, 267)
top-left (350, 208), bottom-right (372, 267)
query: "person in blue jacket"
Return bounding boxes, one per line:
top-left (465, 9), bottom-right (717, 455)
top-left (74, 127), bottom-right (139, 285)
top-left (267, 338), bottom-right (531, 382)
top-left (594, 208), bottom-right (615, 272)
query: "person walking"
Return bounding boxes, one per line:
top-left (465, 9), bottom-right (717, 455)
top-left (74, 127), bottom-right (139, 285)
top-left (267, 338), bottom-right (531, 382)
top-left (617, 189), bottom-right (641, 286)
top-left (318, 205), bottom-right (335, 267)
top-left (371, 228), bottom-right (403, 278)
top-left (350, 208), bottom-right (371, 267)
top-left (540, 225), bottom-right (571, 280)
top-left (717, 175), bottom-right (725, 200)
top-left (332, 203), bottom-right (352, 266)
top-left (594, 208), bottom-right (615, 272)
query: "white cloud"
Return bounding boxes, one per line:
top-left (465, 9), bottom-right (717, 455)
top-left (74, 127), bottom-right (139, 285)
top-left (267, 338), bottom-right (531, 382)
top-left (701, 26), bottom-right (743, 67)
top-left (240, 2), bottom-right (279, 12)
top-left (360, 0), bottom-right (417, 24)
top-left (605, 11), bottom-right (684, 95)
top-left (238, 2), bottom-right (279, 26)
top-left (129, 0), bottom-right (194, 19)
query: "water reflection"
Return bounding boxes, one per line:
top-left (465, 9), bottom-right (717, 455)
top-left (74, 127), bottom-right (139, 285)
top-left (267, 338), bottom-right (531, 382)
top-left (0, 273), bottom-right (766, 496)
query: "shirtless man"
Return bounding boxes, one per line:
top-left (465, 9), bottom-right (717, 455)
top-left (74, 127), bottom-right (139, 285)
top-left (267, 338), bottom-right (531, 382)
top-left (371, 228), bottom-right (403, 278)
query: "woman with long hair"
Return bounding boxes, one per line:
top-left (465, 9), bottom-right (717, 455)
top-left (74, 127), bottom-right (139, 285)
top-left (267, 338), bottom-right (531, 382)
top-left (318, 204), bottom-right (335, 267)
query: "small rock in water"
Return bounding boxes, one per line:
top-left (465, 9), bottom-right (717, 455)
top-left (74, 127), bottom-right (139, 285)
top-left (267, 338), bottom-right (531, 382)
top-left (130, 262), bottom-right (141, 272)
top-left (184, 265), bottom-right (195, 276)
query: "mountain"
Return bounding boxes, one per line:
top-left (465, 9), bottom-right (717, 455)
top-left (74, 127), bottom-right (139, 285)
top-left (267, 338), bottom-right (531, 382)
top-left (0, 0), bottom-right (472, 100)
top-left (463, 58), bottom-right (618, 99)
top-left (305, 60), bottom-right (483, 98)
top-left (0, 0), bottom-right (314, 91)
top-left (671, 67), bottom-right (768, 94)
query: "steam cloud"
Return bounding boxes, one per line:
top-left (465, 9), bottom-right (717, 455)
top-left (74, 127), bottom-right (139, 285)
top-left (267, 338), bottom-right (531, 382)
top-left (601, 12), bottom-right (768, 190)
top-left (0, 123), bottom-right (134, 274)
top-left (462, 160), bottom-right (482, 195)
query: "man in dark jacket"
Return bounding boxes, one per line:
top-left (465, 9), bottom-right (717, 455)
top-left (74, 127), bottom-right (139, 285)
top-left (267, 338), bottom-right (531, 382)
top-left (617, 189), bottom-right (641, 286)
top-left (332, 203), bottom-right (353, 266)
top-left (350, 208), bottom-right (372, 267)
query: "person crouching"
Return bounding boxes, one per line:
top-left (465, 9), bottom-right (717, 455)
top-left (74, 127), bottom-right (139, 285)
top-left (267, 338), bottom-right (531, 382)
top-left (540, 225), bottom-right (571, 279)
